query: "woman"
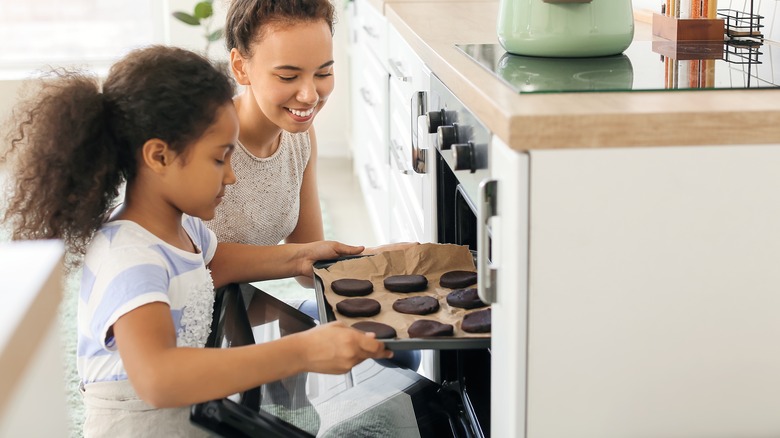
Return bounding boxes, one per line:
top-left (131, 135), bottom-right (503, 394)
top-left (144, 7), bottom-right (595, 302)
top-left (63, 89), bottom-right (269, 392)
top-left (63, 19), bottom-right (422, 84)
top-left (206, 0), bottom-right (334, 289)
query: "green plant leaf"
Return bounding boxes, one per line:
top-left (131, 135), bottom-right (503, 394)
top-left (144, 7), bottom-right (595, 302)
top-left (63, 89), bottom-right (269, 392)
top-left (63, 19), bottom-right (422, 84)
top-left (172, 11), bottom-right (200, 25)
top-left (193, 2), bottom-right (213, 19)
top-left (207, 28), bottom-right (224, 42)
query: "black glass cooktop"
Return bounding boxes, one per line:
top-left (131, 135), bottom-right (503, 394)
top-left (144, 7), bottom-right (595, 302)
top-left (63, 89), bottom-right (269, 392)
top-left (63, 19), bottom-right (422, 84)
top-left (457, 40), bottom-right (780, 93)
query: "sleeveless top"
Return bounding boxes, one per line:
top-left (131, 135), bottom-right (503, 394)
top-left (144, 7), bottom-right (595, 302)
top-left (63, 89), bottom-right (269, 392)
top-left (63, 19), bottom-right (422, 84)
top-left (206, 130), bottom-right (311, 246)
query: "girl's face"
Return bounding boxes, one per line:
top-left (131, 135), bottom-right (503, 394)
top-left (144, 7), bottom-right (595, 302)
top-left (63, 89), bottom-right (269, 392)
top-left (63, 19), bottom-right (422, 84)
top-left (235, 20), bottom-right (335, 133)
top-left (168, 103), bottom-right (239, 220)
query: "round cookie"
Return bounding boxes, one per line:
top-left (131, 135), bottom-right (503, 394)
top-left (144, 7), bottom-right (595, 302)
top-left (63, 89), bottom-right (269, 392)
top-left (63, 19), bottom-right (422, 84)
top-left (331, 278), bottom-right (373, 297)
top-left (336, 298), bottom-right (381, 317)
top-left (392, 296), bottom-right (440, 315)
top-left (408, 320), bottom-right (454, 338)
top-left (384, 274), bottom-right (428, 292)
top-left (446, 288), bottom-right (487, 310)
top-left (352, 321), bottom-right (397, 339)
top-left (461, 308), bottom-right (491, 333)
top-left (439, 270), bottom-right (478, 289)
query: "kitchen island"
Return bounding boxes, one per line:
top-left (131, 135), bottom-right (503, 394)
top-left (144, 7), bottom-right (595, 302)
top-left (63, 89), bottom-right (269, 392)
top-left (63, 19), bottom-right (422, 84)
top-left (364, 2), bottom-right (780, 438)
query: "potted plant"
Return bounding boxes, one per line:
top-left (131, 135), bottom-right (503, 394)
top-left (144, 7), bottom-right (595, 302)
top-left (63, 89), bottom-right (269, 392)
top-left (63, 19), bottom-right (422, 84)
top-left (172, 0), bottom-right (224, 55)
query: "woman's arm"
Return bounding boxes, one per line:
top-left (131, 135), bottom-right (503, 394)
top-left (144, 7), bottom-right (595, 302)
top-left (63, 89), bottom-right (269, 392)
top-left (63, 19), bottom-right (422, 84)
top-left (208, 240), bottom-right (363, 288)
top-left (115, 302), bottom-right (391, 408)
top-left (286, 127), bottom-right (325, 287)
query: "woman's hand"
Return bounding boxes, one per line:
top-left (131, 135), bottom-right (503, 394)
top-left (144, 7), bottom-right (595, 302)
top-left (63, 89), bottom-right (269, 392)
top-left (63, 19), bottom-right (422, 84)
top-left (298, 241), bottom-right (364, 276)
top-left (295, 321), bottom-right (393, 374)
top-left (361, 241), bottom-right (420, 255)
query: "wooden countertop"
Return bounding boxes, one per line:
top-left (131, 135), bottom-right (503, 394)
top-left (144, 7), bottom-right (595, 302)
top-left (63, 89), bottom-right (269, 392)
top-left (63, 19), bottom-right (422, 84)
top-left (0, 240), bottom-right (64, 415)
top-left (384, 2), bottom-right (780, 150)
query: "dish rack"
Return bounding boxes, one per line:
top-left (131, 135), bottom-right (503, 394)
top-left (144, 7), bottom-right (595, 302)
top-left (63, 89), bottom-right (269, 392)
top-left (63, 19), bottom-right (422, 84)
top-left (718, 0), bottom-right (764, 41)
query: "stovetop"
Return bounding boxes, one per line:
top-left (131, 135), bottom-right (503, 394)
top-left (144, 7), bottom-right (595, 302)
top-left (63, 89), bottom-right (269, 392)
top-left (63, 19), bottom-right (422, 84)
top-left (457, 40), bottom-right (780, 94)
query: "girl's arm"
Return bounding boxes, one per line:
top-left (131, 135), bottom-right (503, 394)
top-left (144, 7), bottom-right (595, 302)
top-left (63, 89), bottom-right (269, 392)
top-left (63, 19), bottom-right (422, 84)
top-left (208, 240), bottom-right (363, 288)
top-left (114, 301), bottom-right (391, 408)
top-left (285, 127), bottom-right (325, 288)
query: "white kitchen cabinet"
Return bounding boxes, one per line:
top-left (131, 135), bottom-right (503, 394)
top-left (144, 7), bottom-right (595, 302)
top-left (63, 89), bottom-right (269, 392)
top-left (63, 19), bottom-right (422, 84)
top-left (348, 0), bottom-right (389, 243)
top-left (386, 24), bottom-right (434, 244)
top-left (487, 136), bottom-right (780, 437)
top-left (349, 0), bottom-right (435, 245)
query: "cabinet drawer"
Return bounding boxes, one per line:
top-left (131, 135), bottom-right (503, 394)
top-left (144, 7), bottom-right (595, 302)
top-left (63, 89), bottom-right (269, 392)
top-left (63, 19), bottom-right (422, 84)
top-left (353, 47), bottom-right (388, 162)
top-left (354, 0), bottom-right (387, 65)
top-left (387, 24), bottom-right (427, 94)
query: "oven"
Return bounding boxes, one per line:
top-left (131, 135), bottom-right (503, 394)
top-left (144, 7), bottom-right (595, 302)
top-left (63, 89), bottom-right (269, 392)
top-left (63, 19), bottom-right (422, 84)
top-left (426, 73), bottom-right (494, 438)
top-left (192, 284), bottom-right (480, 437)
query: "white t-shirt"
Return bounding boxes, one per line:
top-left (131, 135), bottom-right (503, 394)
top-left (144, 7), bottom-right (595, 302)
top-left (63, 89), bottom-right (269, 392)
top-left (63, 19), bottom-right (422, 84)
top-left (77, 215), bottom-right (217, 384)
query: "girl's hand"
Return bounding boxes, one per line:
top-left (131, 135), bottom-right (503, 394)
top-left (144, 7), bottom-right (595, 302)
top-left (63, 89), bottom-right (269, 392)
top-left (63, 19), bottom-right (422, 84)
top-left (296, 321), bottom-right (393, 374)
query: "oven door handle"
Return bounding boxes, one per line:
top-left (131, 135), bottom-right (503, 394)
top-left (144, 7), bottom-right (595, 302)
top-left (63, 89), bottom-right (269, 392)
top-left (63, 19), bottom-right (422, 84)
top-left (478, 179), bottom-right (498, 304)
top-left (411, 91), bottom-right (427, 174)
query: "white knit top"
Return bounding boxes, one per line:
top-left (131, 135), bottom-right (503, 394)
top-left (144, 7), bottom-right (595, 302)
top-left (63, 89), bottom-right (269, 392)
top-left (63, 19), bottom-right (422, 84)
top-left (206, 130), bottom-right (311, 246)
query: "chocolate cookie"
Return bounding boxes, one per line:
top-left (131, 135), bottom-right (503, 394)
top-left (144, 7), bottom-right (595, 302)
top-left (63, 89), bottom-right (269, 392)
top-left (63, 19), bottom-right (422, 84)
top-left (352, 321), bottom-right (397, 339)
top-left (461, 308), bottom-right (491, 333)
top-left (408, 320), bottom-right (454, 338)
top-left (331, 278), bottom-right (374, 297)
top-left (439, 270), bottom-right (477, 289)
top-left (446, 288), bottom-right (487, 310)
top-left (392, 296), bottom-right (440, 315)
top-left (336, 298), bottom-right (381, 317)
top-left (384, 274), bottom-right (428, 292)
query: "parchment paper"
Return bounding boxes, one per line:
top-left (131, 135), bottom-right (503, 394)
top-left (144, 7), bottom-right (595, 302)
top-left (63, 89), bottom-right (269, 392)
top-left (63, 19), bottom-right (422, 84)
top-left (314, 243), bottom-right (490, 339)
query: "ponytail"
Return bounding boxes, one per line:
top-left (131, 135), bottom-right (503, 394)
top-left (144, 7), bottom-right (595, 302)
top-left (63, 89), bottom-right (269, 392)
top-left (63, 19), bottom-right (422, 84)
top-left (2, 70), bottom-right (126, 264)
top-left (2, 46), bottom-right (233, 268)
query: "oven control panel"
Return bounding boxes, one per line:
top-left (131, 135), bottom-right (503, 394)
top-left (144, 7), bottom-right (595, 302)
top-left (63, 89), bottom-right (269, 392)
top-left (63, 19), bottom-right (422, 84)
top-left (428, 75), bottom-right (491, 206)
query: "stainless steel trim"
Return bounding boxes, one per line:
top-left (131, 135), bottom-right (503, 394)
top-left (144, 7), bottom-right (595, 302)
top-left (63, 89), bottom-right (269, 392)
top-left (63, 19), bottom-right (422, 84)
top-left (478, 179), bottom-right (498, 303)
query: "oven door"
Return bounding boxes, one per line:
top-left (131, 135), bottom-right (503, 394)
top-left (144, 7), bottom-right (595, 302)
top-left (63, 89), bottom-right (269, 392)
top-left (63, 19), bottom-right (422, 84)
top-left (190, 284), bottom-right (479, 438)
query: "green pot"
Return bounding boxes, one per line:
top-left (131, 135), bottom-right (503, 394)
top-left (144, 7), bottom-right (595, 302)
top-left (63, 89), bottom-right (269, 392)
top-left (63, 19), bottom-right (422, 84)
top-left (497, 0), bottom-right (635, 58)
top-left (496, 52), bottom-right (634, 92)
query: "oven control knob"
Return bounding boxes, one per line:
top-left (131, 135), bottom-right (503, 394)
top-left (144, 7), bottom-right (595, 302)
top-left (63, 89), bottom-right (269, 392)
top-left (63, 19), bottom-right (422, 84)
top-left (452, 142), bottom-right (475, 172)
top-left (427, 109), bottom-right (447, 133)
top-left (437, 124), bottom-right (459, 150)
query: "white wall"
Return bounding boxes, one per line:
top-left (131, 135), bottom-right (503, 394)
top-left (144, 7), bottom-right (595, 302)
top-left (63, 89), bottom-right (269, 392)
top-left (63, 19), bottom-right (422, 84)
top-left (0, 0), bottom-right (352, 159)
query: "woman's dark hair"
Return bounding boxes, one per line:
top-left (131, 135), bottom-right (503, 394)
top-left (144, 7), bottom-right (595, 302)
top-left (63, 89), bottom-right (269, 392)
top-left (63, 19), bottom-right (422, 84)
top-left (225, 0), bottom-right (336, 57)
top-left (1, 45), bottom-right (234, 263)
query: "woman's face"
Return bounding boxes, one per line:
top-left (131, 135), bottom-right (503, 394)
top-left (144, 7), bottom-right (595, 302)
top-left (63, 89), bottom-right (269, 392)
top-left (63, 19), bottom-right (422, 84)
top-left (236, 20), bottom-right (335, 133)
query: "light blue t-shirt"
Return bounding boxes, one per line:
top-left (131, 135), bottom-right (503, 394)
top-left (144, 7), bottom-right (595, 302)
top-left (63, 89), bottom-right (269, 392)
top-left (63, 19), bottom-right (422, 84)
top-left (77, 215), bottom-right (217, 384)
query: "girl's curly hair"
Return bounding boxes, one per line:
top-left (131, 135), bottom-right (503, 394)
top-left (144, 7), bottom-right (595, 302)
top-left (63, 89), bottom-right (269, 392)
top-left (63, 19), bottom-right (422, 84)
top-left (225, 0), bottom-right (336, 58)
top-left (1, 45), bottom-right (234, 266)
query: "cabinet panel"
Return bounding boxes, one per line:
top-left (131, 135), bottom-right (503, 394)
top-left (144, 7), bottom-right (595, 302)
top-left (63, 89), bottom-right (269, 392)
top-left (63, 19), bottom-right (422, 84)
top-left (354, 0), bottom-right (387, 66)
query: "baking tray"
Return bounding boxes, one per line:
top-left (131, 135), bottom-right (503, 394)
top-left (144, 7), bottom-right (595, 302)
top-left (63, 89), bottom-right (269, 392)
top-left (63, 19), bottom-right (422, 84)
top-left (312, 253), bottom-right (491, 351)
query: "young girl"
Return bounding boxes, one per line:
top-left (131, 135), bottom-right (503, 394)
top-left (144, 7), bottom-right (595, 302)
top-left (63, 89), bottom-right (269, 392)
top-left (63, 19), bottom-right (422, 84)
top-left (205, 0), bottom-right (335, 289)
top-left (1, 45), bottom-right (391, 436)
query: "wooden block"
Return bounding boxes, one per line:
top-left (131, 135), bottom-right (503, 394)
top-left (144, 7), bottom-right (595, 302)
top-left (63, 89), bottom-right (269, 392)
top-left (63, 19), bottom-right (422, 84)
top-left (652, 13), bottom-right (725, 41)
top-left (652, 40), bottom-right (724, 60)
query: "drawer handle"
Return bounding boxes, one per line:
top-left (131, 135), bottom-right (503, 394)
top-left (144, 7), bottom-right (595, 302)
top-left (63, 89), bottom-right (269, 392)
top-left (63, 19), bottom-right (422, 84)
top-left (362, 25), bottom-right (380, 39)
top-left (359, 87), bottom-right (375, 107)
top-left (388, 58), bottom-right (410, 82)
top-left (364, 164), bottom-right (380, 190)
top-left (390, 138), bottom-right (412, 175)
